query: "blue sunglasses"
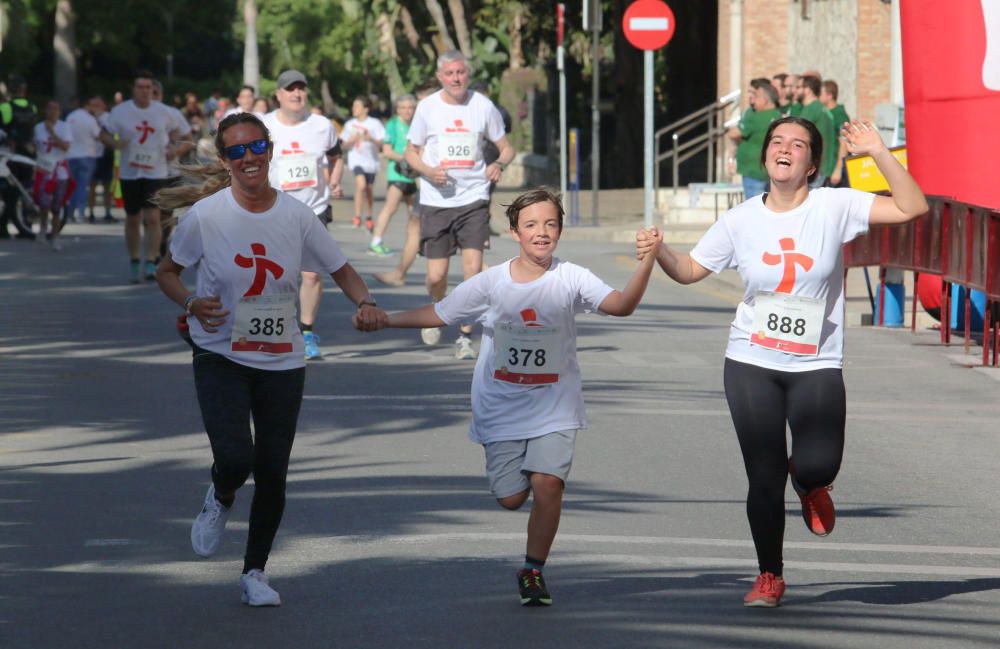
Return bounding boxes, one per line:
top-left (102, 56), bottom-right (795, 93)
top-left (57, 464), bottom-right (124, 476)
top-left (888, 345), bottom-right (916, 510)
top-left (223, 138), bottom-right (269, 160)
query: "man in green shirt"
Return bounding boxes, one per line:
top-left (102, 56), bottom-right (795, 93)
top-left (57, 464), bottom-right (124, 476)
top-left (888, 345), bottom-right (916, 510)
top-left (821, 80), bottom-right (851, 186)
top-left (797, 75), bottom-right (837, 187)
top-left (727, 78), bottom-right (781, 198)
top-left (785, 75), bottom-right (803, 117)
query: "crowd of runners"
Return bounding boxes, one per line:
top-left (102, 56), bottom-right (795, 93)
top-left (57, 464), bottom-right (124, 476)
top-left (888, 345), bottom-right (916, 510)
top-left (3, 53), bottom-right (930, 612)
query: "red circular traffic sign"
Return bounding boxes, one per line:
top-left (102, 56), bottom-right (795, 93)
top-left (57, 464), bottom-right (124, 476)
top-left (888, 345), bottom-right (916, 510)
top-left (623, 0), bottom-right (676, 51)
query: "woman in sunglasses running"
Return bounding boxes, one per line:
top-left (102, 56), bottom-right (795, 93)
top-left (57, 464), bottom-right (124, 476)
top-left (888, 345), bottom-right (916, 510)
top-left (155, 112), bottom-right (386, 606)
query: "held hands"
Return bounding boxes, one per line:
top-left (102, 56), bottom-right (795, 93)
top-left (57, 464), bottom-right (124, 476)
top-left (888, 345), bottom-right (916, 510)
top-left (189, 295), bottom-right (230, 333)
top-left (352, 304), bottom-right (389, 332)
top-left (840, 120), bottom-right (887, 158)
top-left (635, 227), bottom-right (664, 261)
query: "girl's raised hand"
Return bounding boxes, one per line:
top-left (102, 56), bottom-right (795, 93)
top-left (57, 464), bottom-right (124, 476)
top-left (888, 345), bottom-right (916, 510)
top-left (841, 119), bottom-right (887, 158)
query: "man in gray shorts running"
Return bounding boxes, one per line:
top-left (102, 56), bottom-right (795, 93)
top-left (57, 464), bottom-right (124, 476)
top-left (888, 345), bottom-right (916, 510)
top-left (404, 50), bottom-right (514, 360)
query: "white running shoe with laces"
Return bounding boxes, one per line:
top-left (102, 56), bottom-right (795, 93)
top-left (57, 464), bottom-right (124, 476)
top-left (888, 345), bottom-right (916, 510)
top-left (241, 569), bottom-right (281, 606)
top-left (420, 327), bottom-right (442, 346)
top-left (454, 335), bottom-right (477, 360)
top-left (191, 484), bottom-right (231, 558)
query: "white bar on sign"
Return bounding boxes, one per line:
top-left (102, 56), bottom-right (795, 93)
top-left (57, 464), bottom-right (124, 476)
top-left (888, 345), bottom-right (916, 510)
top-left (630, 17), bottom-right (669, 31)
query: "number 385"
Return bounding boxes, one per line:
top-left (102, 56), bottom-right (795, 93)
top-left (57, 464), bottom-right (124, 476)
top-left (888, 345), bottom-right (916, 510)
top-left (248, 317), bottom-right (285, 336)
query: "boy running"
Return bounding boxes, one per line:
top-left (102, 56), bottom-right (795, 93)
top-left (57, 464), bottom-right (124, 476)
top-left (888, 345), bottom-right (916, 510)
top-left (354, 188), bottom-right (662, 606)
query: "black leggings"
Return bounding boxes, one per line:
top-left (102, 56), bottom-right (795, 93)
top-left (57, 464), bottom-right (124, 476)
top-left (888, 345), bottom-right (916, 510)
top-left (723, 358), bottom-right (846, 576)
top-left (192, 347), bottom-right (305, 572)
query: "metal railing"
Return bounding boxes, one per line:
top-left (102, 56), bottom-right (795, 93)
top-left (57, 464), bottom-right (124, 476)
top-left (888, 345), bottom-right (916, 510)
top-left (654, 90), bottom-right (741, 195)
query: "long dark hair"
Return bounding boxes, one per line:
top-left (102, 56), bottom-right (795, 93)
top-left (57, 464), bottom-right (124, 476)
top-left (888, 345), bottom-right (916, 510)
top-left (759, 116), bottom-right (823, 183)
top-left (155, 112), bottom-right (271, 211)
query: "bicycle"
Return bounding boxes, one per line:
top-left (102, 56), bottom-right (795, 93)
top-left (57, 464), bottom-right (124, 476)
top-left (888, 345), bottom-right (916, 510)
top-left (0, 130), bottom-right (40, 236)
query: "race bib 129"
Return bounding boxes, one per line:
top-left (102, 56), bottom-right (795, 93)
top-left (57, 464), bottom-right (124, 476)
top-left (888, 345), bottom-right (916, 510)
top-left (278, 153), bottom-right (318, 191)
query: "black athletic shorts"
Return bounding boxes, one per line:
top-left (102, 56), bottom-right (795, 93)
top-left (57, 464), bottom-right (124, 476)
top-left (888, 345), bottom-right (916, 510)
top-left (389, 180), bottom-right (417, 196)
top-left (120, 177), bottom-right (170, 215)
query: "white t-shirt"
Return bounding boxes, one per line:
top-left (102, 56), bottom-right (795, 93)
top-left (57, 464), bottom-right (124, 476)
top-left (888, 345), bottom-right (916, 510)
top-left (341, 116), bottom-right (385, 174)
top-left (407, 90), bottom-right (505, 208)
top-left (690, 188), bottom-right (875, 371)
top-left (163, 105), bottom-right (192, 178)
top-left (66, 108), bottom-right (102, 159)
top-left (96, 113), bottom-right (110, 157)
top-left (105, 100), bottom-right (178, 180)
top-left (434, 258), bottom-right (614, 444)
top-left (262, 111), bottom-right (338, 215)
top-left (33, 121), bottom-right (73, 181)
top-left (169, 188), bottom-right (348, 371)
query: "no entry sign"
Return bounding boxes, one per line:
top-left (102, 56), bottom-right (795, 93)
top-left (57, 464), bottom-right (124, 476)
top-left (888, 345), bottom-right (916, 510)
top-left (623, 0), bottom-right (676, 51)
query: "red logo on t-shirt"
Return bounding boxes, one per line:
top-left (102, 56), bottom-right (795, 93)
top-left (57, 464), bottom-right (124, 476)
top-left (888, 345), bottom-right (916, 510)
top-left (762, 238), bottom-right (813, 293)
top-left (234, 243), bottom-right (285, 297)
top-left (135, 120), bottom-right (156, 144)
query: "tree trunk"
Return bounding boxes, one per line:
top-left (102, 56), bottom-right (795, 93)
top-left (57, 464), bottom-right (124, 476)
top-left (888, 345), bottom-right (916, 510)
top-left (447, 0), bottom-right (472, 58)
top-left (399, 6), bottom-right (421, 51)
top-left (508, 5), bottom-right (525, 70)
top-left (423, 0), bottom-right (456, 53)
top-left (53, 0), bottom-right (76, 108)
top-left (376, 10), bottom-right (405, 98)
top-left (243, 0), bottom-right (260, 92)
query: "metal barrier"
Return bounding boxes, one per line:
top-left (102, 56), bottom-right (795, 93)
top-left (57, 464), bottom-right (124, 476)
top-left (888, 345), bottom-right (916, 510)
top-left (654, 91), bottom-right (740, 195)
top-left (842, 196), bottom-right (1000, 366)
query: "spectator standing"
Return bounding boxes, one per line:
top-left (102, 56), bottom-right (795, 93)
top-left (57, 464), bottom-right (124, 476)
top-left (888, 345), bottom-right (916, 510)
top-left (821, 81), bottom-right (851, 187)
top-left (797, 75), bottom-right (837, 187)
top-left (727, 79), bottom-right (781, 199)
top-left (32, 100), bottom-right (73, 250)
top-left (89, 97), bottom-right (116, 223)
top-left (0, 76), bottom-right (39, 239)
top-left (65, 96), bottom-right (106, 223)
top-left (779, 74), bottom-right (799, 116)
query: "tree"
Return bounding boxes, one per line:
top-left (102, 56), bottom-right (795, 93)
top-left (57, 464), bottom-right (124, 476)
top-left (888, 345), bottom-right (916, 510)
top-left (243, 0), bottom-right (260, 92)
top-left (53, 0), bottom-right (76, 106)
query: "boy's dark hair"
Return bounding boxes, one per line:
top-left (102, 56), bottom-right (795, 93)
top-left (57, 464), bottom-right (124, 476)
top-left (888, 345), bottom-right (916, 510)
top-left (505, 187), bottom-right (565, 231)
top-left (354, 95), bottom-right (373, 110)
top-left (759, 116), bottom-right (823, 183)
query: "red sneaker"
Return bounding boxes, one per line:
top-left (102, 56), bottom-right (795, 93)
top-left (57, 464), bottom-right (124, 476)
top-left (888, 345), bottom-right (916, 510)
top-left (789, 459), bottom-right (836, 536)
top-left (352, 216), bottom-right (362, 228)
top-left (800, 485), bottom-right (836, 536)
top-left (743, 571), bottom-right (786, 608)
top-left (365, 217), bottom-right (374, 232)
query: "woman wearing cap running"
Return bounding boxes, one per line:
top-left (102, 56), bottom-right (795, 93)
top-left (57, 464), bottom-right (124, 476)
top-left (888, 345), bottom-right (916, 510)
top-left (638, 116), bottom-right (928, 608)
top-left (155, 112), bottom-right (386, 606)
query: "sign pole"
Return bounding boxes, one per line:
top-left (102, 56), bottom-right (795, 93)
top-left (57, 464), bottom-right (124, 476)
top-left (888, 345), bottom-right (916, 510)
top-left (587, 0), bottom-right (602, 226)
top-left (558, 4), bottom-right (567, 202)
top-left (622, 0), bottom-right (675, 228)
top-left (644, 49), bottom-right (653, 228)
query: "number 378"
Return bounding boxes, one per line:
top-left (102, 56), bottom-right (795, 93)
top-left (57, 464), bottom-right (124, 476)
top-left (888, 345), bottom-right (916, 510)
top-left (507, 347), bottom-right (546, 367)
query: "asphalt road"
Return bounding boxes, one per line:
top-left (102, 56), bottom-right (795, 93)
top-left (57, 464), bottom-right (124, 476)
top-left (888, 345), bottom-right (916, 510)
top-left (2, 211), bottom-right (999, 649)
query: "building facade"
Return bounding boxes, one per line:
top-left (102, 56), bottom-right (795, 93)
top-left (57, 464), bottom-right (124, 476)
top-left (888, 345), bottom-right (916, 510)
top-left (718, 0), bottom-right (896, 121)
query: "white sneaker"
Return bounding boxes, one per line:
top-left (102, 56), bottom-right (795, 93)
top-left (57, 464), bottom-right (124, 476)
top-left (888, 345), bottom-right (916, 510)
top-left (421, 327), bottom-right (442, 346)
top-left (454, 335), bottom-right (477, 360)
top-left (241, 569), bottom-right (281, 606)
top-left (191, 484), bottom-right (231, 558)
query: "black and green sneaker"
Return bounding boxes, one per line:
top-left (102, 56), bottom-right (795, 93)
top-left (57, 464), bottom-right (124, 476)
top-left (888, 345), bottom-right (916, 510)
top-left (517, 568), bottom-right (552, 606)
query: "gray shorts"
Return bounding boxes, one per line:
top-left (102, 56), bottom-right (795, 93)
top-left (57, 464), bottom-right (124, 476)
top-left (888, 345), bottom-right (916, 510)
top-left (483, 429), bottom-right (578, 499)
top-left (419, 199), bottom-right (490, 258)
